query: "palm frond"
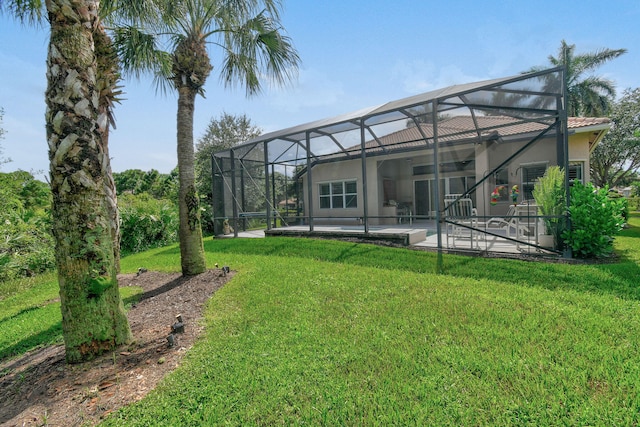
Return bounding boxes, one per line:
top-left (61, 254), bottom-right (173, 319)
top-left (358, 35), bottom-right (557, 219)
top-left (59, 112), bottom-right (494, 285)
top-left (102, 0), bottom-right (169, 34)
top-left (0, 0), bottom-right (45, 26)
top-left (112, 26), bottom-right (172, 80)
top-left (538, 40), bottom-right (626, 117)
top-left (574, 47), bottom-right (627, 74)
top-left (219, 9), bottom-right (299, 96)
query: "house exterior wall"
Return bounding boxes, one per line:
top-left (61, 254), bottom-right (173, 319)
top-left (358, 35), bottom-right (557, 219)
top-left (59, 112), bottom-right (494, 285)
top-left (568, 133), bottom-right (591, 183)
top-left (476, 135), bottom-right (559, 217)
top-left (302, 157), bottom-right (366, 224)
top-left (302, 131), bottom-right (592, 224)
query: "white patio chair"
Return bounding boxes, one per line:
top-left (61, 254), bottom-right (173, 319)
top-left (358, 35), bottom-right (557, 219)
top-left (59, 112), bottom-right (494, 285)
top-left (444, 194), bottom-right (481, 248)
top-left (486, 204), bottom-right (530, 238)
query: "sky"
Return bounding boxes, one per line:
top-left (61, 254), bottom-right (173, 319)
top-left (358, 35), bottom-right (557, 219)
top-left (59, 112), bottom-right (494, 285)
top-left (1, 1), bottom-right (640, 181)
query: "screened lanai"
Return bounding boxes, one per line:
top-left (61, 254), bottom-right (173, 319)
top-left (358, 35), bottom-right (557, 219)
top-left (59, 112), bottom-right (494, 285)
top-left (212, 67), bottom-right (571, 257)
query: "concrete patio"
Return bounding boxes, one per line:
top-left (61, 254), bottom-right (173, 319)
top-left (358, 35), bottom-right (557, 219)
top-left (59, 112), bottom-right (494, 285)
top-left (215, 222), bottom-right (557, 256)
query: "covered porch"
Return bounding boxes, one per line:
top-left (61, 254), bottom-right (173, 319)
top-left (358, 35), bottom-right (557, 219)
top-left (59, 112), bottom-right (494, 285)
top-left (212, 67), bottom-right (570, 259)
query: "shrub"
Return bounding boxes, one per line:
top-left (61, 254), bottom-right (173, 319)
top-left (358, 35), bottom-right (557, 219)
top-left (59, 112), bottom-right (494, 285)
top-left (563, 183), bottom-right (625, 258)
top-left (0, 217), bottom-right (55, 280)
top-left (607, 191), bottom-right (629, 220)
top-left (118, 193), bottom-right (179, 255)
top-left (0, 172), bottom-right (55, 281)
top-left (200, 197), bottom-right (215, 236)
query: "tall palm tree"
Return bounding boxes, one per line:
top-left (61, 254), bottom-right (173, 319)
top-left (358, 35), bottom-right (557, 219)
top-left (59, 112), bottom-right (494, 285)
top-left (94, 21), bottom-right (125, 271)
top-left (45, 0), bottom-right (132, 363)
top-left (115, 0), bottom-right (300, 275)
top-left (2, 0), bottom-right (159, 273)
top-left (529, 40), bottom-right (626, 117)
top-left (1, 0), bottom-right (146, 362)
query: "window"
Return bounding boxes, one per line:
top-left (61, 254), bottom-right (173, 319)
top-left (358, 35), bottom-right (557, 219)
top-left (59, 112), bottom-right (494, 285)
top-left (319, 180), bottom-right (357, 209)
top-left (521, 163), bottom-right (548, 201)
top-left (569, 161), bottom-right (584, 185)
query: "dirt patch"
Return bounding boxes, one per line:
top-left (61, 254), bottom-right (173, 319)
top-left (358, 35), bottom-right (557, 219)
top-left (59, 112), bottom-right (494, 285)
top-left (0, 269), bottom-right (232, 426)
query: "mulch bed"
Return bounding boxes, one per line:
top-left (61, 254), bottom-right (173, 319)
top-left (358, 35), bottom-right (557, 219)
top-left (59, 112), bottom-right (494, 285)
top-left (0, 269), bottom-right (232, 426)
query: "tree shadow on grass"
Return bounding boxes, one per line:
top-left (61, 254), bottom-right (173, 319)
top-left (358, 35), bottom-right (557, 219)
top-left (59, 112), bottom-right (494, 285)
top-left (1, 274), bottom-right (191, 366)
top-left (0, 322), bottom-right (62, 363)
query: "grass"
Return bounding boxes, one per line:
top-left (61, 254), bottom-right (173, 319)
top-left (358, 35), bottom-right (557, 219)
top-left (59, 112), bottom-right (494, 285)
top-left (2, 214), bottom-right (640, 424)
top-left (0, 273), bottom-right (140, 361)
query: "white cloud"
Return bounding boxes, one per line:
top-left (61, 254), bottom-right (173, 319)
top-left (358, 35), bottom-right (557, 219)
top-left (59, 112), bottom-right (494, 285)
top-left (265, 68), bottom-right (345, 113)
top-left (474, 18), bottom-right (552, 77)
top-left (390, 60), bottom-right (487, 94)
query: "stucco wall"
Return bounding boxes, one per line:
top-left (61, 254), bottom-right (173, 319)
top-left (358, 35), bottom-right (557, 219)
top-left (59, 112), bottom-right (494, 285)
top-left (302, 131), bottom-right (592, 223)
top-left (568, 132), bottom-right (591, 183)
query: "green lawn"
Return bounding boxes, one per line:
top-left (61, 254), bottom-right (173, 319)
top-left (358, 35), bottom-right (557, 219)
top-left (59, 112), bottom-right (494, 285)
top-left (2, 214), bottom-right (640, 425)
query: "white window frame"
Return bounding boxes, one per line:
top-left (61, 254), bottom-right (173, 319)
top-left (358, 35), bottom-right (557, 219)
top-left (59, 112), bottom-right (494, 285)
top-left (319, 180), bottom-right (358, 209)
top-left (569, 161), bottom-right (585, 185)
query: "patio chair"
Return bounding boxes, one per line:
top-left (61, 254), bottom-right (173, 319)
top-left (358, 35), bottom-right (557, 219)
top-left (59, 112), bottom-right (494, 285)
top-left (487, 202), bottom-right (541, 250)
top-left (444, 194), bottom-right (481, 248)
top-left (486, 204), bottom-right (530, 238)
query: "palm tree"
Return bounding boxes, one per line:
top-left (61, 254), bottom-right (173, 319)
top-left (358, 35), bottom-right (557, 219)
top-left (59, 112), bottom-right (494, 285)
top-left (529, 40), bottom-right (626, 117)
top-left (94, 22), bottom-right (125, 272)
top-left (115, 0), bottom-right (300, 275)
top-left (8, 0), bottom-right (171, 268)
top-left (2, 0), bottom-right (146, 362)
top-left (2, 0), bottom-right (128, 272)
top-left (45, 0), bottom-right (132, 363)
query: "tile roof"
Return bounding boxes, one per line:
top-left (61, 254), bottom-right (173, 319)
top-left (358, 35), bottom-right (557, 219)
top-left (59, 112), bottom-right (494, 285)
top-left (567, 117), bottom-right (611, 129)
top-left (357, 116), bottom-right (610, 154)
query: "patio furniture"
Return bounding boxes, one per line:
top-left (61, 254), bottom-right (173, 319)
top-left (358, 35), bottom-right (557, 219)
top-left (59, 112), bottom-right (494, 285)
top-left (487, 202), bottom-right (541, 250)
top-left (513, 203), bottom-right (541, 250)
top-left (397, 202), bottom-right (412, 224)
top-left (486, 204), bottom-right (531, 238)
top-left (444, 194), bottom-right (481, 249)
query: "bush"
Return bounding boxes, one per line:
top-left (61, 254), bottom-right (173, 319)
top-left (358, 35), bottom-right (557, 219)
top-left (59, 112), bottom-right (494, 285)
top-left (119, 193), bottom-right (179, 255)
top-left (200, 198), bottom-right (215, 236)
top-left (607, 190), bottom-right (629, 221)
top-left (0, 172), bottom-right (55, 281)
top-left (563, 183), bottom-right (625, 258)
top-left (0, 216), bottom-right (55, 281)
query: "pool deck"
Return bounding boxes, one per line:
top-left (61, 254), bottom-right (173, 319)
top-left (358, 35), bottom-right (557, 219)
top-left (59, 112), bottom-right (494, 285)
top-left (216, 223), bottom-right (557, 257)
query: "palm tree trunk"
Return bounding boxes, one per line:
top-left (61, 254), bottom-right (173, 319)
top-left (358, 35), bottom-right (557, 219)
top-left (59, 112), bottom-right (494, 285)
top-left (176, 85), bottom-right (206, 275)
top-left (46, 0), bottom-right (131, 363)
top-left (94, 22), bottom-right (122, 272)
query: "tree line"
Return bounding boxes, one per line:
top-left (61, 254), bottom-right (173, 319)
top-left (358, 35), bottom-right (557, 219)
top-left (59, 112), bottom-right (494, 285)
top-left (0, 112), bottom-right (264, 280)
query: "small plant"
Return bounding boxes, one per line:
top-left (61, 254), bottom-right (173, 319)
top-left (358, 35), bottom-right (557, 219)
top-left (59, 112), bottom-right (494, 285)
top-left (563, 182), bottom-right (625, 258)
top-left (532, 166), bottom-right (566, 250)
